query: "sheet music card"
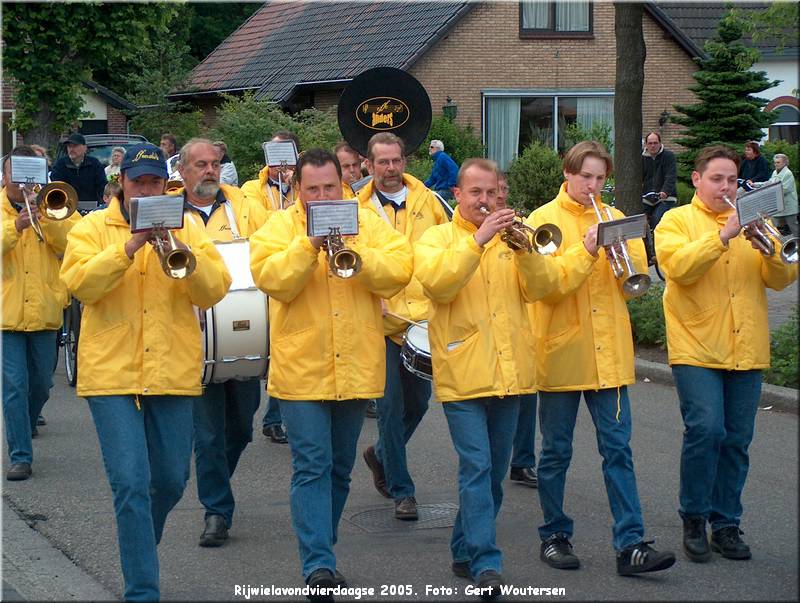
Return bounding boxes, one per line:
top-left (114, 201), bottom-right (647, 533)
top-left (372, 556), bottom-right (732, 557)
top-left (350, 175), bottom-right (373, 193)
top-left (596, 214), bottom-right (648, 247)
top-left (736, 182), bottom-right (784, 225)
top-left (10, 156), bottom-right (48, 185)
top-left (262, 140), bottom-right (298, 167)
top-left (306, 201), bottom-right (359, 237)
top-left (129, 195), bottom-right (185, 233)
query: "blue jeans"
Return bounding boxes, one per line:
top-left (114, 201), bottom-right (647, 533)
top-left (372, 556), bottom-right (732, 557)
top-left (261, 395), bottom-right (282, 427)
top-left (193, 378), bottom-right (262, 526)
top-left (537, 387), bottom-right (645, 551)
top-left (511, 393), bottom-right (538, 469)
top-left (278, 398), bottom-right (367, 578)
top-left (375, 338), bottom-right (430, 499)
top-left (672, 365), bottom-right (761, 532)
top-left (443, 396), bottom-right (520, 578)
top-left (2, 330), bottom-right (57, 465)
top-left (88, 395), bottom-right (195, 602)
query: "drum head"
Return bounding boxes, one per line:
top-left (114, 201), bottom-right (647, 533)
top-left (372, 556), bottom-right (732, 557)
top-left (338, 67), bottom-right (431, 157)
top-left (406, 322), bottom-right (430, 352)
top-left (215, 240), bottom-right (255, 291)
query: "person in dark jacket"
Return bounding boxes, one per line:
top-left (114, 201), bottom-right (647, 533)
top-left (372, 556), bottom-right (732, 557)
top-left (739, 141), bottom-right (770, 184)
top-left (424, 140), bottom-right (459, 200)
top-left (641, 131), bottom-right (677, 231)
top-left (50, 133), bottom-right (106, 205)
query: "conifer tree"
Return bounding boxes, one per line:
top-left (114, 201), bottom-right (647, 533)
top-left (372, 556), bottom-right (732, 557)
top-left (671, 9), bottom-right (778, 179)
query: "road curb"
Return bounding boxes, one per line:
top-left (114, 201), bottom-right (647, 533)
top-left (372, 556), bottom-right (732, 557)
top-left (2, 497), bottom-right (118, 601)
top-left (635, 357), bottom-right (799, 414)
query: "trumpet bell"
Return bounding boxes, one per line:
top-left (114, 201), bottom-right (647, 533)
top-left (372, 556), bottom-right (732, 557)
top-left (623, 273), bottom-right (652, 298)
top-left (780, 236), bottom-right (799, 264)
top-left (330, 248), bottom-right (362, 279)
top-left (533, 224), bottom-right (562, 255)
top-left (36, 182), bottom-right (78, 220)
top-left (163, 249), bottom-right (197, 279)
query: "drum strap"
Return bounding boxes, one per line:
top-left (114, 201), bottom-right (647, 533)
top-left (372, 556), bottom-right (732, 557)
top-left (370, 192), bottom-right (392, 225)
top-left (222, 201), bottom-right (242, 239)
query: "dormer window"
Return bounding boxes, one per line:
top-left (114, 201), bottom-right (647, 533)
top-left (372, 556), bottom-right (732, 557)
top-left (520, 0), bottom-right (592, 38)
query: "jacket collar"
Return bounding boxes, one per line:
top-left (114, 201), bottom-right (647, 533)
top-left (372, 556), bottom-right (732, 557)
top-left (555, 182), bottom-right (597, 216)
top-left (642, 144), bottom-right (664, 158)
top-left (691, 193), bottom-right (735, 225)
top-left (105, 197), bottom-right (131, 226)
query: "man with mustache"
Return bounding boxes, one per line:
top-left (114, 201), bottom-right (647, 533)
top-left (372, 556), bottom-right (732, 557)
top-left (176, 138), bottom-right (269, 547)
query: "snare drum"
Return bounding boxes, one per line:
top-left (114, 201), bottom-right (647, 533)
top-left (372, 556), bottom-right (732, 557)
top-left (400, 322), bottom-right (432, 381)
top-left (200, 239), bottom-right (269, 384)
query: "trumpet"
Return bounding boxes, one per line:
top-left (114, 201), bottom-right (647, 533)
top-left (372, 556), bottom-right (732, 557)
top-left (150, 225), bottom-right (197, 279)
top-left (722, 196), bottom-right (798, 264)
top-left (20, 181), bottom-right (79, 243)
top-left (479, 206), bottom-right (562, 255)
top-left (323, 227), bottom-right (362, 279)
top-left (588, 193), bottom-right (651, 298)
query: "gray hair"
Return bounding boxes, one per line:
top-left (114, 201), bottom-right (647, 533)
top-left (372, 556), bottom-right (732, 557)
top-left (178, 137), bottom-right (216, 165)
top-left (774, 153), bottom-right (788, 163)
top-left (111, 146), bottom-right (126, 155)
top-left (430, 139), bottom-right (444, 151)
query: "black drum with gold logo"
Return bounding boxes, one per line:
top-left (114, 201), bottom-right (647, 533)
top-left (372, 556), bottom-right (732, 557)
top-left (338, 67), bottom-right (432, 157)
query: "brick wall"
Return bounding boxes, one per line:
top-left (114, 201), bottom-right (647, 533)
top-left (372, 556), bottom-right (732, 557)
top-left (2, 76), bottom-right (16, 111)
top-left (408, 2), bottom-right (697, 150)
top-left (107, 106), bottom-right (127, 134)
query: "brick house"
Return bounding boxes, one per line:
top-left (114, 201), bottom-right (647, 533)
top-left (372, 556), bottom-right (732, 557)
top-left (1, 79), bottom-right (134, 152)
top-left (171, 0), bottom-right (795, 168)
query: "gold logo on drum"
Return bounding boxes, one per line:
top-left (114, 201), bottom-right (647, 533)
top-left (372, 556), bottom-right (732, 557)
top-left (232, 320), bottom-right (250, 331)
top-left (357, 97), bottom-right (410, 131)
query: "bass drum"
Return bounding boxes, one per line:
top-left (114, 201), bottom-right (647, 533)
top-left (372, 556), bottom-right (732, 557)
top-left (200, 239), bottom-right (269, 384)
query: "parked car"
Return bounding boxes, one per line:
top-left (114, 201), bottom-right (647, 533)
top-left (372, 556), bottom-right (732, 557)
top-left (55, 133), bottom-right (149, 167)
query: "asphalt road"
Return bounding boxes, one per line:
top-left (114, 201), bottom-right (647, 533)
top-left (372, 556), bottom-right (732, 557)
top-left (2, 356), bottom-right (798, 602)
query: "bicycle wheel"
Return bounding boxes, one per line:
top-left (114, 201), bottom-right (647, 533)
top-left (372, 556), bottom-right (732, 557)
top-left (64, 299), bottom-right (81, 387)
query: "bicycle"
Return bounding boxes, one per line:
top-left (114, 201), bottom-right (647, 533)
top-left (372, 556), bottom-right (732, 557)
top-left (55, 297), bottom-right (81, 387)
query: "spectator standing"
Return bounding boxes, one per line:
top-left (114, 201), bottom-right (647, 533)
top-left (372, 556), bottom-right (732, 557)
top-left (213, 141), bottom-right (239, 187)
top-left (739, 141), bottom-right (770, 184)
top-left (50, 133), bottom-right (106, 205)
top-left (105, 146), bottom-right (126, 181)
top-left (749, 153), bottom-right (798, 237)
top-left (160, 133), bottom-right (178, 160)
top-left (641, 131), bottom-right (677, 230)
top-left (424, 140), bottom-right (459, 201)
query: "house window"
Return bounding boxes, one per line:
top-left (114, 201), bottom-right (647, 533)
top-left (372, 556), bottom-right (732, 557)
top-left (520, 0), bottom-right (592, 37)
top-left (485, 93), bottom-right (613, 169)
top-left (768, 104), bottom-right (799, 145)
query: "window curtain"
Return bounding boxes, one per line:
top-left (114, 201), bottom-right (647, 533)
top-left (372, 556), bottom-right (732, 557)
top-left (487, 97), bottom-right (521, 171)
top-left (577, 96), bottom-right (613, 135)
top-left (521, 0), bottom-right (549, 29)
top-left (556, 1), bottom-right (590, 32)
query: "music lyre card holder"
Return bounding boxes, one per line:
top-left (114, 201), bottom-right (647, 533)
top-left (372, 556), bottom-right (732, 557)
top-left (262, 140), bottom-right (298, 168)
top-left (735, 181), bottom-right (784, 225)
top-left (129, 195), bottom-right (185, 233)
top-left (349, 175), bottom-right (373, 193)
top-left (306, 201), bottom-right (359, 237)
top-left (596, 214), bottom-right (648, 247)
top-left (10, 156), bottom-right (48, 185)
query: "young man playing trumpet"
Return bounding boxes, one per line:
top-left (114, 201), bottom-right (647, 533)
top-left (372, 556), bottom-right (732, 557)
top-left (655, 145), bottom-right (797, 562)
top-left (415, 159), bottom-right (560, 599)
top-left (242, 130), bottom-right (301, 214)
top-left (526, 141), bottom-right (675, 576)
top-left (61, 144), bottom-right (231, 601)
top-left (358, 132), bottom-right (449, 518)
top-left (2, 146), bottom-right (80, 481)
top-left (250, 149), bottom-right (412, 596)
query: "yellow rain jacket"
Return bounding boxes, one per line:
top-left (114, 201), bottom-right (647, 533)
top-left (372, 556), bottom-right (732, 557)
top-left (250, 201), bottom-right (413, 401)
top-left (342, 181), bottom-right (355, 199)
top-left (655, 195), bottom-right (797, 369)
top-left (60, 197), bottom-right (232, 397)
top-left (241, 166), bottom-right (299, 215)
top-left (414, 206), bottom-right (561, 402)
top-left (2, 188), bottom-right (80, 331)
top-left (526, 183), bottom-right (647, 392)
top-left (358, 173), bottom-right (449, 343)
top-left (171, 184), bottom-right (268, 240)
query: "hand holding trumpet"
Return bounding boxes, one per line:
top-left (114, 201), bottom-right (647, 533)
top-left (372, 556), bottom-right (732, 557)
top-left (15, 204), bottom-right (40, 233)
top-left (475, 207), bottom-right (517, 247)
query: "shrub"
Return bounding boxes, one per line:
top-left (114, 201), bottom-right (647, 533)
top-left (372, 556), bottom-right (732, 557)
top-left (676, 181), bottom-right (694, 205)
top-left (626, 282), bottom-right (666, 347)
top-left (129, 104), bottom-right (204, 151)
top-left (762, 139), bottom-right (799, 179)
top-left (561, 121), bottom-right (614, 155)
top-left (506, 141), bottom-right (563, 212)
top-left (415, 115), bottom-right (484, 166)
top-left (406, 155), bottom-right (433, 183)
top-left (292, 107), bottom-right (343, 154)
top-left (765, 307), bottom-right (799, 388)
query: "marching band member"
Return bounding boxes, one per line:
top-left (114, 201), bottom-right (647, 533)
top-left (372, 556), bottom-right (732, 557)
top-left (414, 159), bottom-right (560, 600)
top-left (173, 138), bottom-right (268, 547)
top-left (60, 143), bottom-right (231, 601)
top-left (526, 141), bottom-right (675, 576)
top-left (358, 132), bottom-right (449, 518)
top-left (250, 149), bottom-right (412, 596)
top-left (242, 130), bottom-right (301, 214)
top-left (334, 141), bottom-right (362, 199)
top-left (655, 145), bottom-right (797, 563)
top-left (2, 146), bottom-right (80, 481)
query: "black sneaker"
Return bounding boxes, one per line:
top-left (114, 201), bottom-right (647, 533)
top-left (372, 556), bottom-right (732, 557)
top-left (617, 541), bottom-right (676, 575)
top-left (475, 570), bottom-right (503, 601)
top-left (683, 515), bottom-right (711, 562)
top-left (711, 527), bottom-right (752, 560)
top-left (305, 568), bottom-right (335, 602)
top-left (509, 466), bottom-right (538, 488)
top-left (540, 533), bottom-right (580, 569)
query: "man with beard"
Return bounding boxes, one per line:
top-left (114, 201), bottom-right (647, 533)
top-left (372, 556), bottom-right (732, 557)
top-left (176, 138), bottom-right (269, 547)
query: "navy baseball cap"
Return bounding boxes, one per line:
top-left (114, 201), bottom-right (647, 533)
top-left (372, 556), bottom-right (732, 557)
top-left (66, 133), bottom-right (86, 145)
top-left (121, 144), bottom-right (168, 180)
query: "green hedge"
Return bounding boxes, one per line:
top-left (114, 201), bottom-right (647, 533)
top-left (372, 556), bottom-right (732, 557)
top-left (765, 307), bottom-right (799, 388)
top-left (626, 282), bottom-right (667, 347)
top-left (506, 141), bottom-right (563, 213)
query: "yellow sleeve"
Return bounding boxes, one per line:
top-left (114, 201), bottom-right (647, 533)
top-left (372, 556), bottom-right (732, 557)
top-left (182, 221), bottom-right (232, 310)
top-left (250, 213), bottom-right (319, 304)
top-left (655, 212), bottom-right (727, 286)
top-left (60, 219), bottom-right (134, 305)
top-left (40, 211), bottom-right (81, 256)
top-left (244, 197), bottom-right (269, 235)
top-left (414, 225), bottom-right (483, 305)
top-left (2, 214), bottom-right (20, 254)
top-left (759, 227), bottom-right (798, 290)
top-left (514, 248), bottom-right (563, 303)
top-left (349, 210), bottom-right (413, 299)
